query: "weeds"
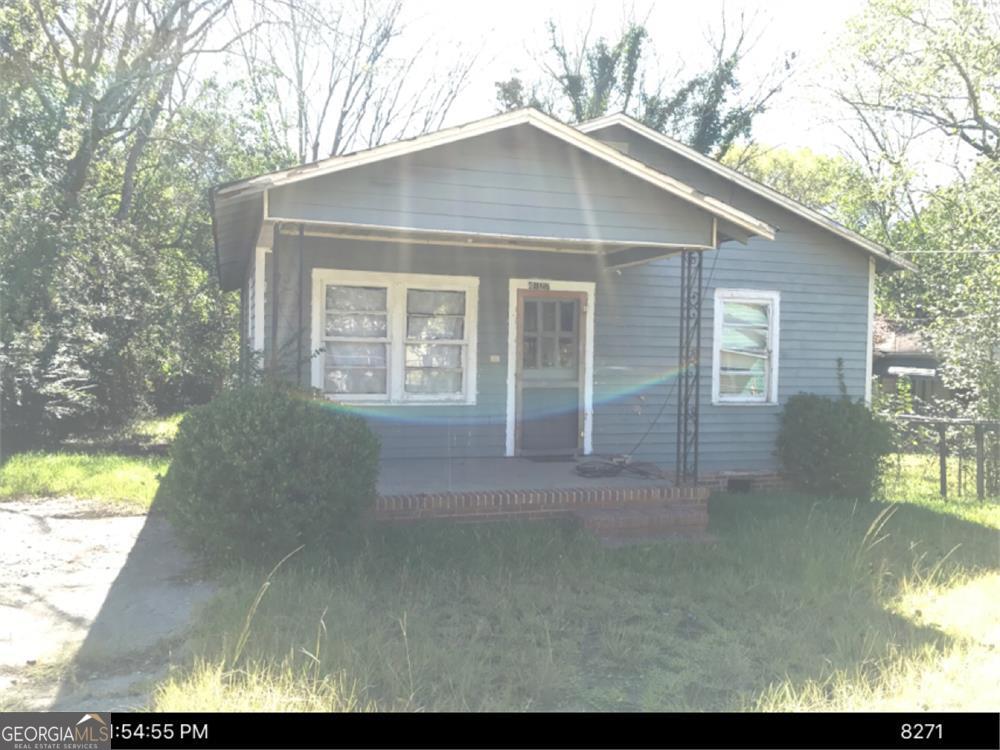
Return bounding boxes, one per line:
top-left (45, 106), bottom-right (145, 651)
top-left (151, 488), bottom-right (998, 712)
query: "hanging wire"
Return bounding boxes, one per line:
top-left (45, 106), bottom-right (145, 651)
top-left (574, 248), bottom-right (722, 479)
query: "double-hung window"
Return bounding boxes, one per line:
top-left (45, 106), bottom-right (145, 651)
top-left (713, 289), bottom-right (779, 404)
top-left (313, 270), bottom-right (478, 404)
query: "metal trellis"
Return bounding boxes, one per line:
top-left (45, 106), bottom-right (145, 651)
top-left (675, 249), bottom-right (703, 486)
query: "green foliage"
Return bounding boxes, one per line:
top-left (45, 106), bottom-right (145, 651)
top-left (842, 0), bottom-right (999, 162)
top-left (157, 383), bottom-right (380, 568)
top-left (876, 160), bottom-right (1000, 422)
top-left (497, 19), bottom-right (793, 157)
top-left (777, 393), bottom-right (895, 499)
top-left (836, 0), bottom-right (1000, 424)
top-left (0, 5), bottom-right (292, 452)
top-left (722, 145), bottom-right (892, 241)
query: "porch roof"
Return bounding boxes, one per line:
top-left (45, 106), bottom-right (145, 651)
top-left (212, 108), bottom-right (776, 291)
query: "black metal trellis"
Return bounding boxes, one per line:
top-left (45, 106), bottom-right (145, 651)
top-left (675, 249), bottom-right (703, 486)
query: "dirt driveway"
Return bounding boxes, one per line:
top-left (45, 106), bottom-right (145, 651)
top-left (0, 498), bottom-right (214, 710)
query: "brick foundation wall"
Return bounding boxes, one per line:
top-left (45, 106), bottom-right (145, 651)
top-left (700, 471), bottom-right (791, 493)
top-left (372, 471), bottom-right (789, 528)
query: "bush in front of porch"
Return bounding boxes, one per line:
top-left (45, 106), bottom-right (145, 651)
top-left (157, 382), bottom-right (380, 567)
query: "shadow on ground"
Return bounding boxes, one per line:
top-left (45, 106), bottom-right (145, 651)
top-left (55, 513), bottom-right (213, 710)
top-left (28, 491), bottom-right (999, 712)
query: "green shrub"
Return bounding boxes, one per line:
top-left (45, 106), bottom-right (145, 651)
top-left (157, 382), bottom-right (380, 567)
top-left (776, 393), bottom-right (894, 499)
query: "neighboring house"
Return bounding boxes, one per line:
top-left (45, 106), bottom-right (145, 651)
top-left (873, 317), bottom-right (945, 406)
top-left (212, 108), bottom-right (912, 507)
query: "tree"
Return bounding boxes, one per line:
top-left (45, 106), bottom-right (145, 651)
top-left (834, 0), bottom-right (1000, 420)
top-left (837, 0), bottom-right (999, 162)
top-left (496, 12), bottom-right (794, 157)
top-left (1, 0), bottom-right (236, 213)
top-left (1, 0), bottom-right (477, 452)
top-left (889, 161), bottom-right (999, 420)
top-left (722, 145), bottom-right (892, 241)
top-left (0, 2), bottom-right (290, 452)
top-left (232, 0), bottom-right (476, 164)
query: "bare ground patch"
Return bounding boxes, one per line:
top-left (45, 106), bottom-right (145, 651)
top-left (0, 497), bottom-right (214, 710)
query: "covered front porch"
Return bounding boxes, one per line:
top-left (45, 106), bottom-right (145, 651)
top-left (375, 456), bottom-right (710, 539)
top-left (213, 109), bottom-right (781, 537)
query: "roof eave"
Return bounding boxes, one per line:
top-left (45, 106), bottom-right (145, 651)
top-left (577, 113), bottom-right (915, 273)
top-left (212, 107), bottom-right (776, 242)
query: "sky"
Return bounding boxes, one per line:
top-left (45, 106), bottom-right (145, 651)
top-left (396, 0), bottom-right (871, 156)
top-left (209, 0), bottom-right (966, 187)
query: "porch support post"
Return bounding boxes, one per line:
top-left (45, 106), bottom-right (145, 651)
top-left (270, 224), bottom-right (280, 372)
top-left (675, 249), bottom-right (703, 486)
top-left (297, 224), bottom-right (305, 386)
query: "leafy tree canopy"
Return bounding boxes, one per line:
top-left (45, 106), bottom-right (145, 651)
top-left (496, 15), bottom-right (794, 157)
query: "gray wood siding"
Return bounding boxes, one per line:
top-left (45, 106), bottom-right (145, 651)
top-left (268, 124), bottom-right (873, 472)
top-left (268, 125), bottom-right (714, 246)
top-left (588, 124), bottom-right (871, 472)
top-left (272, 235), bottom-right (601, 459)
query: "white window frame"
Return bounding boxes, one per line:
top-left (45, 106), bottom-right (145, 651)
top-left (311, 269), bottom-right (478, 405)
top-left (712, 288), bottom-right (780, 405)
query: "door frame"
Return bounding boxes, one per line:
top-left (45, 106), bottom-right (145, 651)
top-left (506, 278), bottom-right (595, 457)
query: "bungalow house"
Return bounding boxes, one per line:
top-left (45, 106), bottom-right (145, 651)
top-left (211, 109), bottom-right (911, 536)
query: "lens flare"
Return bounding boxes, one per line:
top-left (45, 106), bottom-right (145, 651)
top-left (309, 362), bottom-right (687, 426)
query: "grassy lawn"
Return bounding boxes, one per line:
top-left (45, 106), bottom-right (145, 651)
top-left (0, 451), bottom-right (168, 511)
top-left (151, 488), bottom-right (999, 712)
top-left (881, 452), bottom-right (999, 525)
top-left (0, 413), bottom-right (183, 511)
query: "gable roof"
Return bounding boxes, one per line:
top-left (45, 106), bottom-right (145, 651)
top-left (214, 108), bottom-right (775, 242)
top-left (577, 113), bottom-right (914, 272)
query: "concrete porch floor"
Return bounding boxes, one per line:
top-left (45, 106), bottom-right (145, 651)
top-left (377, 457), bottom-right (674, 496)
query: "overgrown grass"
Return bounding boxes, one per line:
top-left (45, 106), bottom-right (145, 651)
top-left (152, 488), bottom-right (999, 712)
top-left (0, 452), bottom-right (168, 510)
top-left (881, 452), bottom-right (1000, 527)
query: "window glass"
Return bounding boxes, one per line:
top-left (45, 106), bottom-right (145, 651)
top-left (327, 285), bottom-right (386, 311)
top-left (407, 289), bottom-right (465, 340)
top-left (323, 285), bottom-right (389, 396)
top-left (717, 296), bottom-right (775, 402)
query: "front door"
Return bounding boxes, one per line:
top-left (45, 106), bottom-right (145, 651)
top-left (515, 289), bottom-right (586, 455)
